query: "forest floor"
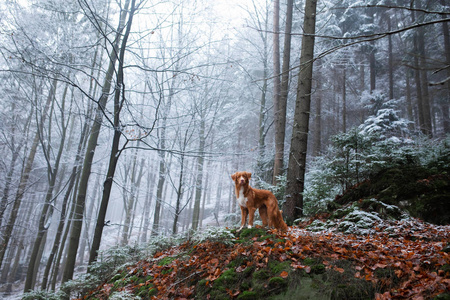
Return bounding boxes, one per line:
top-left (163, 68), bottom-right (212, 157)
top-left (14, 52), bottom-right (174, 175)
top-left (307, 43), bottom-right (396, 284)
top-left (78, 164), bottom-right (450, 300)
top-left (79, 218), bottom-right (450, 300)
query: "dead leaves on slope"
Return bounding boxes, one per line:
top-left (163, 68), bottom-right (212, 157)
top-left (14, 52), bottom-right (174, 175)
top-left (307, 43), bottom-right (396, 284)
top-left (82, 219), bottom-right (450, 299)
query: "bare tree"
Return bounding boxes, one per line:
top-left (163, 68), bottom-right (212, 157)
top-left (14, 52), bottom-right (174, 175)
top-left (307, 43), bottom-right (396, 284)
top-left (273, 0), bottom-right (294, 184)
top-left (87, 0), bottom-right (138, 265)
top-left (284, 0), bottom-right (318, 223)
top-left (62, 0), bottom-right (134, 286)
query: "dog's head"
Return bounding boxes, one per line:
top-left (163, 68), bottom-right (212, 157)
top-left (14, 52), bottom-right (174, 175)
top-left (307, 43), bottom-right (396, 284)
top-left (231, 171), bottom-right (251, 187)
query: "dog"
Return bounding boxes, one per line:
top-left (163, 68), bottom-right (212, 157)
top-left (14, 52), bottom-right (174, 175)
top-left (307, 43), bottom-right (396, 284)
top-left (231, 171), bottom-right (287, 231)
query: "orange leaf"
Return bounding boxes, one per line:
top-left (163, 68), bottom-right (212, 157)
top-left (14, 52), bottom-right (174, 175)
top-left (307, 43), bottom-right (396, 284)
top-left (280, 271), bottom-right (289, 278)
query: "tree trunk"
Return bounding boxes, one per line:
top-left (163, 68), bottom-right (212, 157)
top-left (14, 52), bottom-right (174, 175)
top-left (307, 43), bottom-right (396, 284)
top-left (342, 67), bottom-right (347, 132)
top-left (140, 162), bottom-right (155, 243)
top-left (388, 15), bottom-right (394, 100)
top-left (24, 81), bottom-right (71, 292)
top-left (410, 3), bottom-right (431, 136)
top-left (405, 70), bottom-right (415, 131)
top-left (255, 2), bottom-right (270, 181)
top-left (0, 77), bottom-right (56, 269)
top-left (151, 79), bottom-right (176, 236)
top-left (273, 0), bottom-right (294, 184)
top-left (121, 149), bottom-right (144, 245)
top-left (88, 0), bottom-right (136, 265)
top-left (41, 107), bottom-right (90, 290)
top-left (0, 104), bottom-right (31, 226)
top-left (257, 62), bottom-right (268, 179)
top-left (312, 65), bottom-right (322, 157)
top-left (191, 119), bottom-right (206, 231)
top-left (284, 0), bottom-right (317, 224)
top-left (368, 7), bottom-right (376, 92)
top-left (417, 25), bottom-right (433, 136)
top-left (272, 0), bottom-right (281, 180)
top-left (62, 0), bottom-right (132, 286)
top-left (442, 0), bottom-right (450, 133)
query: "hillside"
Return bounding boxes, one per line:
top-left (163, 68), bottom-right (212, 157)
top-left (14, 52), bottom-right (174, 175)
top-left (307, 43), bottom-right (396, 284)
top-left (44, 163), bottom-right (450, 300)
top-left (73, 221), bottom-right (449, 300)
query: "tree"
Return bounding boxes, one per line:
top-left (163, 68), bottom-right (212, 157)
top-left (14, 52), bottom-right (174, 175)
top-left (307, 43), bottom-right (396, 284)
top-left (284, 0), bottom-right (318, 223)
top-left (62, 0), bottom-right (134, 286)
top-left (0, 78), bottom-right (55, 269)
top-left (88, 0), bottom-right (137, 264)
top-left (273, 0), bottom-right (294, 184)
top-left (24, 80), bottom-right (71, 292)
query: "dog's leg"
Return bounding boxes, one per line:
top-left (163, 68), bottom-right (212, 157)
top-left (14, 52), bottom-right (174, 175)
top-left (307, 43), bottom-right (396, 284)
top-left (239, 206), bottom-right (248, 231)
top-left (259, 205), bottom-right (268, 227)
top-left (266, 202), bottom-right (277, 229)
top-left (247, 207), bottom-right (256, 229)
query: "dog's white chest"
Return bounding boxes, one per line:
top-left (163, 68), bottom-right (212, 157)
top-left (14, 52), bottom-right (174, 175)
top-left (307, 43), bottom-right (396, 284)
top-left (237, 187), bottom-right (248, 207)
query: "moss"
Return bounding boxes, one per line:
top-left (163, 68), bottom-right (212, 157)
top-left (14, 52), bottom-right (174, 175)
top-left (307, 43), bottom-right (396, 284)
top-left (330, 164), bottom-right (450, 225)
top-left (240, 227), bottom-right (267, 239)
top-left (227, 255), bottom-right (249, 269)
top-left (198, 279), bottom-right (208, 286)
top-left (332, 206), bottom-right (355, 219)
top-left (311, 264), bottom-right (326, 275)
top-left (161, 268), bottom-right (173, 275)
top-left (206, 290), bottom-right (230, 300)
top-left (158, 256), bottom-right (175, 266)
top-left (244, 266), bottom-right (256, 275)
top-left (268, 261), bottom-right (290, 274)
top-left (270, 277), bottom-right (329, 300)
top-left (434, 293), bottom-right (450, 300)
top-left (303, 258), bottom-right (317, 266)
top-left (110, 272), bottom-right (126, 282)
top-left (237, 291), bottom-right (259, 299)
top-left (268, 277), bottom-right (287, 289)
top-left (253, 269), bottom-right (271, 281)
top-left (215, 269), bottom-right (238, 287)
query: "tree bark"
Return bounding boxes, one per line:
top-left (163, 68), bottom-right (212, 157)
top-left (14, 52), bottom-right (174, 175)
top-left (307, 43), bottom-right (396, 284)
top-left (24, 81), bottom-right (71, 292)
top-left (442, 0), bottom-right (450, 133)
top-left (0, 77), bottom-right (56, 269)
top-left (388, 15), bottom-right (394, 100)
top-left (284, 0), bottom-right (317, 224)
top-left (272, 0), bottom-right (281, 181)
top-left (417, 26), bottom-right (432, 136)
top-left (410, 2), bottom-right (432, 136)
top-left (62, 0), bottom-right (132, 286)
top-left (88, 0), bottom-right (136, 264)
top-left (312, 63), bottom-right (322, 157)
top-left (368, 7), bottom-right (376, 92)
top-left (0, 103), bottom-right (31, 226)
top-left (191, 119), bottom-right (206, 231)
top-left (42, 97), bottom-right (91, 290)
top-left (121, 149), bottom-right (144, 245)
top-left (140, 162), bottom-right (155, 243)
top-left (273, 0), bottom-right (294, 185)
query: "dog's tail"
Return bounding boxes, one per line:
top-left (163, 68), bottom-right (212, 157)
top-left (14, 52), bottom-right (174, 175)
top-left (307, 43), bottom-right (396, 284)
top-left (269, 206), bottom-right (288, 232)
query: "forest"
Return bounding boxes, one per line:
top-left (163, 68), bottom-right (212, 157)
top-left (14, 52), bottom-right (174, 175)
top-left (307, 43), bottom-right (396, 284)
top-left (0, 0), bottom-right (449, 299)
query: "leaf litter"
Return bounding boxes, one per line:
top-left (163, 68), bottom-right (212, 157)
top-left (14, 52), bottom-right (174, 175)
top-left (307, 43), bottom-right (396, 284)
top-left (80, 218), bottom-right (450, 300)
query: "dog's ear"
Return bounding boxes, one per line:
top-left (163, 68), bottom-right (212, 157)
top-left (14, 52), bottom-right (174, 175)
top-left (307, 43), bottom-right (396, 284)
top-left (231, 173), bottom-right (236, 180)
top-left (246, 172), bottom-right (252, 179)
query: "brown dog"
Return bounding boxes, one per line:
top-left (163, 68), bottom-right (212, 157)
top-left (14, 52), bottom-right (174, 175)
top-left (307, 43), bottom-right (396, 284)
top-left (231, 171), bottom-right (288, 231)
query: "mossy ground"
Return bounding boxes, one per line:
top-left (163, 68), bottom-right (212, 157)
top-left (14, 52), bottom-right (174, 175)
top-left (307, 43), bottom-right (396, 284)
top-left (194, 229), bottom-right (375, 300)
top-left (332, 165), bottom-right (450, 225)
